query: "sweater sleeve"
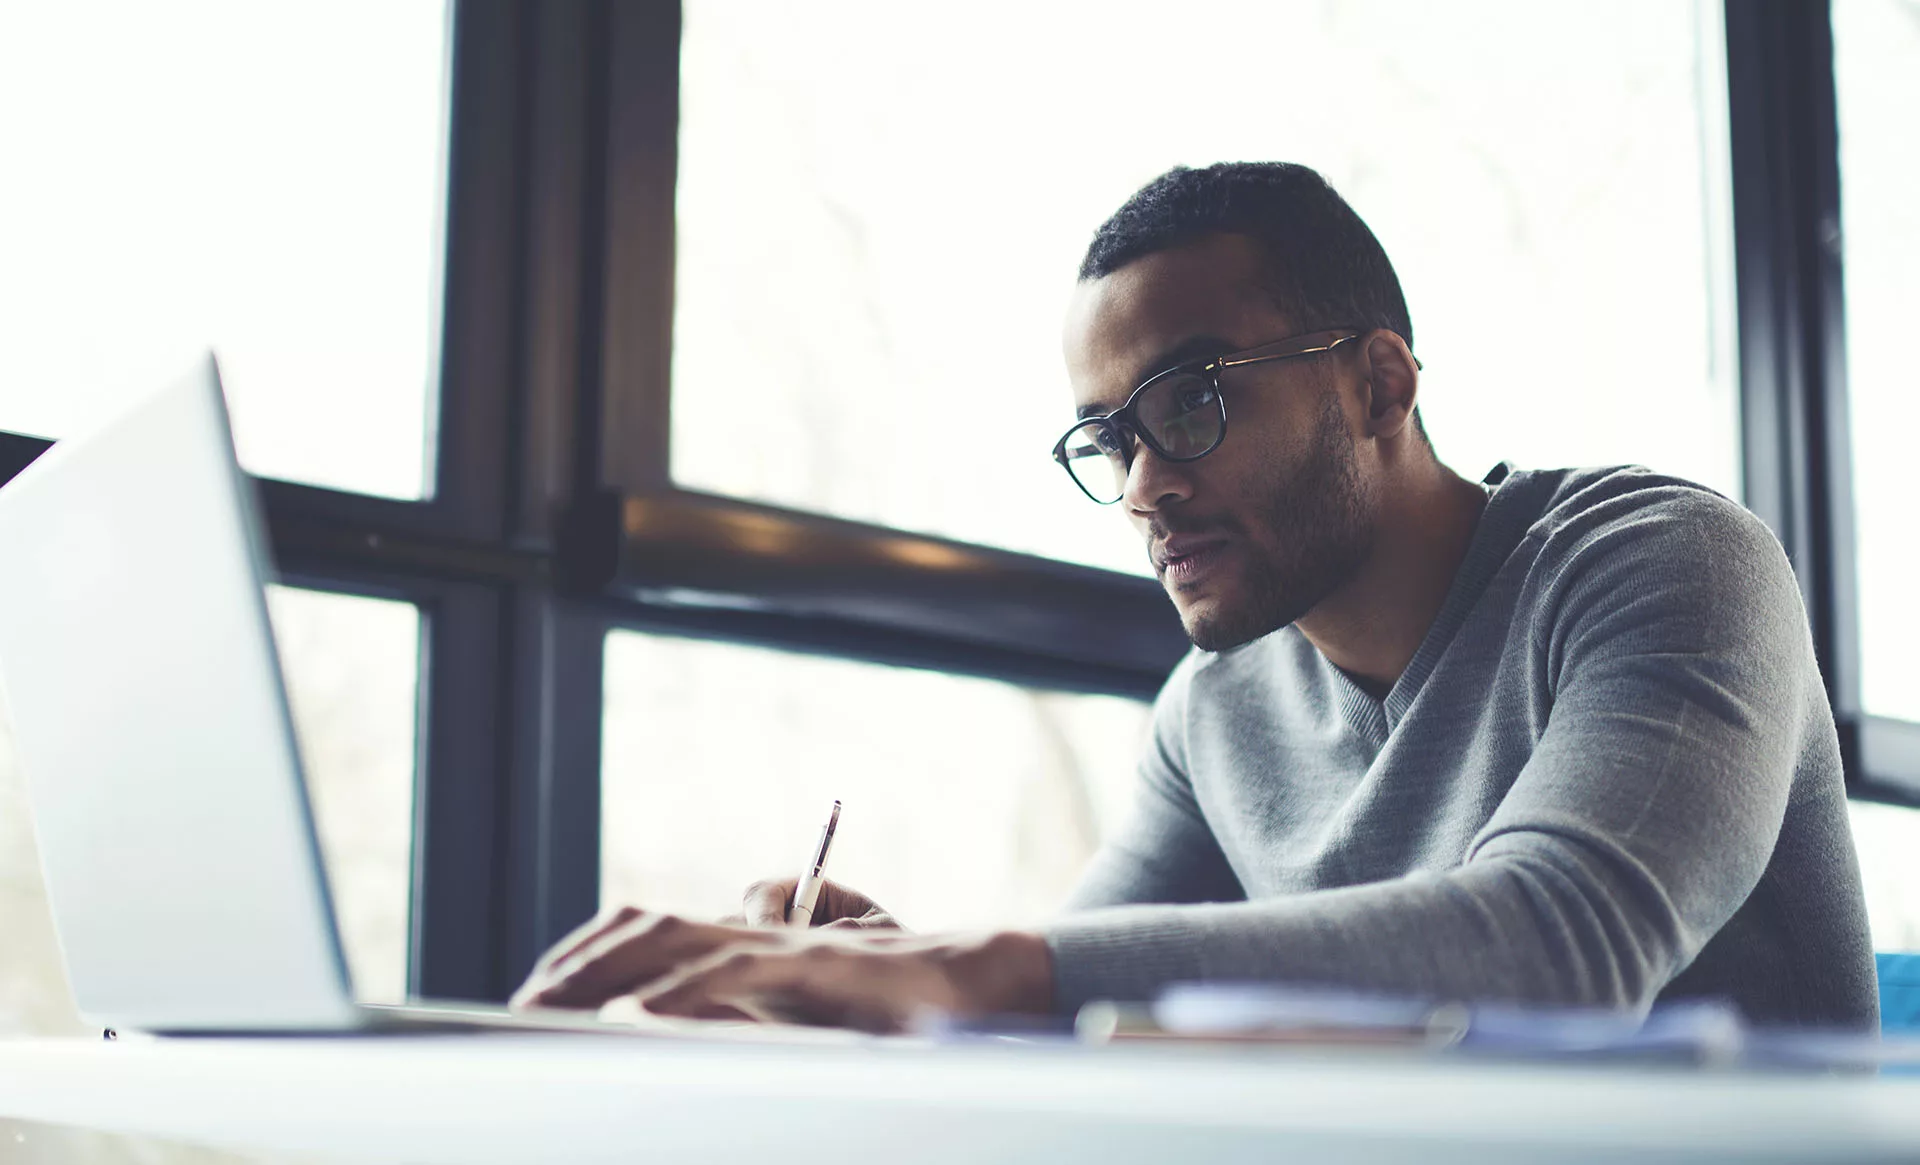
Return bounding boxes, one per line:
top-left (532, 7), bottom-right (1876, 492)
top-left (1045, 493), bottom-right (1813, 1014)
top-left (1063, 656), bottom-right (1245, 912)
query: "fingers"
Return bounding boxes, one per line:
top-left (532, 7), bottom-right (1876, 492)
top-left (742, 876), bottom-right (902, 929)
top-left (549, 904), bottom-right (643, 968)
top-left (596, 993), bottom-right (755, 1025)
top-left (814, 879), bottom-right (882, 923)
top-left (822, 907), bottom-right (900, 931)
top-left (640, 945), bottom-right (901, 1033)
top-left (514, 905), bottom-right (642, 999)
top-left (637, 938), bottom-right (957, 1033)
top-left (741, 879), bottom-right (795, 928)
top-left (518, 908), bottom-right (977, 1033)
top-left (641, 949), bottom-right (808, 1019)
top-left (514, 912), bottom-right (772, 1011)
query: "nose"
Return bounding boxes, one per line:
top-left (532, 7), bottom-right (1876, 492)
top-left (1121, 439), bottom-right (1195, 514)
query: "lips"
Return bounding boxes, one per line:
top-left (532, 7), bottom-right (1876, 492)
top-left (1154, 534), bottom-right (1231, 586)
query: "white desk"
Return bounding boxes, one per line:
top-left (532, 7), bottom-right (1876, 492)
top-left (3, 1033), bottom-right (1919, 1164)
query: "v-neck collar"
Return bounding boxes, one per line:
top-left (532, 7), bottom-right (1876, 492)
top-left (1322, 462), bottom-right (1538, 748)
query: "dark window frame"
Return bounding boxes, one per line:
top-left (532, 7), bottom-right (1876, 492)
top-left (2, 0), bottom-right (1914, 1004)
top-left (1725, 0), bottom-right (1920, 807)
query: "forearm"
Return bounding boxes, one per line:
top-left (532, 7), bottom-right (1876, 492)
top-left (1068, 654), bottom-right (1245, 914)
top-left (1065, 834), bottom-right (1244, 913)
top-left (1045, 835), bottom-right (1691, 1015)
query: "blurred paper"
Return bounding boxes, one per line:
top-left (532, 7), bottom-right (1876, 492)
top-left (1073, 983), bottom-right (1920, 1071)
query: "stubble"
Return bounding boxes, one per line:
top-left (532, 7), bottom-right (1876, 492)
top-left (1184, 389), bottom-right (1375, 652)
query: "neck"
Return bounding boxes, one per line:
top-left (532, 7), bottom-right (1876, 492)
top-left (1296, 460), bottom-right (1489, 697)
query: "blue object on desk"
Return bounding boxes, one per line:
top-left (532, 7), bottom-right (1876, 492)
top-left (1881, 953), bottom-right (1920, 1033)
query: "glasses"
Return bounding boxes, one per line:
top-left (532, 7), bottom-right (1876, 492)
top-left (1052, 328), bottom-right (1363, 504)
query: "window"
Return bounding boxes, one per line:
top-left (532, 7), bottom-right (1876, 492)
top-left (670, 0), bottom-right (1739, 576)
top-left (1848, 801), bottom-right (1920, 950)
top-left (1833, 0), bottom-right (1920, 723)
top-left (602, 631), bottom-right (1149, 930)
top-left (0, 1), bottom-right (450, 499)
top-left (265, 587), bottom-right (423, 1006)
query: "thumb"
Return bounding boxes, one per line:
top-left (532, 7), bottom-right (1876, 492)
top-left (741, 878), bottom-right (795, 928)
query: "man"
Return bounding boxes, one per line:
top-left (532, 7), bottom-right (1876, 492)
top-left (513, 163), bottom-right (1879, 1032)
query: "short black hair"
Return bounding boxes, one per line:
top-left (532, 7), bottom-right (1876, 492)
top-left (1080, 161), bottom-right (1417, 359)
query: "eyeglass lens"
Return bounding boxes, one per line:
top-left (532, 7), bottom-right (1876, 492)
top-left (1061, 370), bottom-right (1223, 502)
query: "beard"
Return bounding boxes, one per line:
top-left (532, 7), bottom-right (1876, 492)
top-left (1179, 390), bottom-right (1376, 652)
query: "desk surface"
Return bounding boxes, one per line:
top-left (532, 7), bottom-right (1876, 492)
top-left (3, 1032), bottom-right (1920, 1164)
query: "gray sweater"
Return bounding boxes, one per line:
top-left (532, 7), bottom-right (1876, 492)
top-left (1047, 465), bottom-right (1879, 1029)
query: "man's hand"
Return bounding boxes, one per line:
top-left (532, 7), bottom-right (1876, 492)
top-left (737, 876), bottom-right (901, 930)
top-left (509, 906), bottom-right (1052, 1033)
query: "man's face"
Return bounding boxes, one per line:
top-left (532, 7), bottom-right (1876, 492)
top-left (1062, 233), bottom-right (1377, 651)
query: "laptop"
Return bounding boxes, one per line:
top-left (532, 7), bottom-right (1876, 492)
top-left (0, 358), bottom-right (644, 1037)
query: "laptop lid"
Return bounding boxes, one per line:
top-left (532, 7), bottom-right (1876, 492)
top-left (0, 358), bottom-right (360, 1030)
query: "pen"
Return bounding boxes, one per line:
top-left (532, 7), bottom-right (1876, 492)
top-left (787, 800), bottom-right (842, 926)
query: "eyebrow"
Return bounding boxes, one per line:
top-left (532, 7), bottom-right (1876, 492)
top-left (1075, 334), bottom-right (1240, 420)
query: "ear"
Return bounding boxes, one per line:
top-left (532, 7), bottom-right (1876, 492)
top-left (1359, 330), bottom-right (1419, 441)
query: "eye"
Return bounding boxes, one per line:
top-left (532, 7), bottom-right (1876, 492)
top-left (1091, 422), bottom-right (1127, 456)
top-left (1173, 384), bottom-right (1218, 414)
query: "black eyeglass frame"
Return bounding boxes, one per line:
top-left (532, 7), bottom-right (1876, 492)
top-left (1052, 327), bottom-right (1391, 505)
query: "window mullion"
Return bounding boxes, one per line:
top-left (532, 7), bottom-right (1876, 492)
top-left (1724, 0), bottom-right (1861, 734)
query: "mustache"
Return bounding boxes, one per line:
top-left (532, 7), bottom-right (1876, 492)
top-left (1146, 516), bottom-right (1239, 543)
